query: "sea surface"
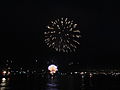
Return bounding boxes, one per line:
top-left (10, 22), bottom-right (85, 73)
top-left (0, 74), bottom-right (120, 90)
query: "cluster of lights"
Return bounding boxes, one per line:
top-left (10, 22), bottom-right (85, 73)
top-left (59, 71), bottom-right (120, 78)
top-left (11, 70), bottom-right (37, 75)
top-left (1, 69), bottom-right (48, 76)
top-left (1, 60), bottom-right (120, 78)
top-left (2, 70), bottom-right (10, 76)
top-left (44, 17), bottom-right (81, 53)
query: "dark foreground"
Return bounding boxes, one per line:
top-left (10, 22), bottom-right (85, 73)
top-left (0, 74), bottom-right (120, 90)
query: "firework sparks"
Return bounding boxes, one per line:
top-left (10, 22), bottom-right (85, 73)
top-left (44, 17), bottom-right (81, 53)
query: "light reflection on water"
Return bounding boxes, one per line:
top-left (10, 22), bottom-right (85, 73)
top-left (46, 76), bottom-right (59, 90)
top-left (0, 78), bottom-right (10, 90)
top-left (45, 75), bottom-right (89, 90)
top-left (0, 75), bottom-right (101, 90)
top-left (0, 75), bottom-right (119, 90)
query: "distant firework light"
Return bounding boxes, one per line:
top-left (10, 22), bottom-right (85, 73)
top-left (44, 17), bottom-right (81, 53)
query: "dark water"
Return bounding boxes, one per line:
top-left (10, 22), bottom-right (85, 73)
top-left (0, 74), bottom-right (120, 90)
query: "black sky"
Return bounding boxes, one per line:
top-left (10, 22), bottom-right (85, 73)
top-left (0, 0), bottom-right (120, 67)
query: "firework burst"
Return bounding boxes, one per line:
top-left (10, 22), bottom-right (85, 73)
top-left (44, 17), bottom-right (81, 53)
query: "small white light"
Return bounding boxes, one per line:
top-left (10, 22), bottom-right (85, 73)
top-left (90, 73), bottom-right (93, 77)
top-left (2, 78), bottom-right (6, 83)
top-left (8, 71), bottom-right (10, 75)
top-left (80, 72), bottom-right (84, 75)
top-left (75, 72), bottom-right (77, 74)
top-left (3, 71), bottom-right (7, 74)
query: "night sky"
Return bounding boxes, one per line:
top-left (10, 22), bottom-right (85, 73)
top-left (0, 0), bottom-right (120, 68)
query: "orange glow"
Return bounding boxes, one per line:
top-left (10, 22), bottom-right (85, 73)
top-left (48, 64), bottom-right (58, 75)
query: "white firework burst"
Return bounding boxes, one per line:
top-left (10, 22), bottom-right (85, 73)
top-left (44, 17), bottom-right (81, 53)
